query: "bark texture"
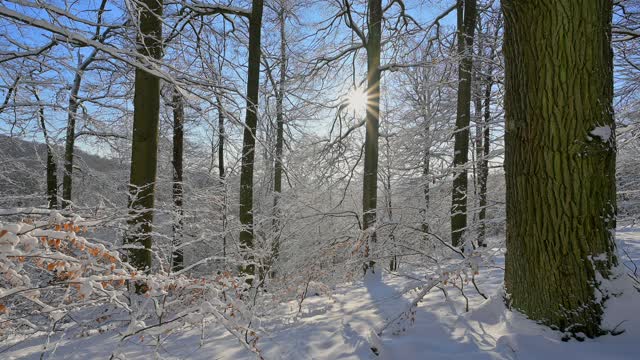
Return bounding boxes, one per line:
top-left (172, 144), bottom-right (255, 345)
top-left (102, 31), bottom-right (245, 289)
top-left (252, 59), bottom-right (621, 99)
top-left (503, 0), bottom-right (617, 337)
top-left (451, 0), bottom-right (476, 247)
top-left (239, 0), bottom-right (264, 279)
top-left (125, 0), bottom-right (163, 271)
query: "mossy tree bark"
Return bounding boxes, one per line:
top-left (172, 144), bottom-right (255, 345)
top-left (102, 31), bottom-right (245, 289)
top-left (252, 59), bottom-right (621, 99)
top-left (503, 0), bottom-right (617, 337)
top-left (362, 0), bottom-right (382, 275)
top-left (125, 0), bottom-right (163, 272)
top-left (171, 88), bottom-right (184, 273)
top-left (239, 0), bottom-right (264, 280)
top-left (451, 0), bottom-right (476, 248)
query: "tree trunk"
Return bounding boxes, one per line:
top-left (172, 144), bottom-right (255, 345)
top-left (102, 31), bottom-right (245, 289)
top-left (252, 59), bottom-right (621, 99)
top-left (61, 72), bottom-right (82, 208)
top-left (271, 4), bottom-right (286, 270)
top-left (503, 0), bottom-right (617, 337)
top-left (420, 136), bottom-right (430, 236)
top-left (125, 0), bottom-right (163, 272)
top-left (171, 88), bottom-right (184, 272)
top-left (451, 0), bottom-right (476, 247)
top-left (61, 48), bottom-right (99, 208)
top-left (362, 0), bottom-right (382, 274)
top-left (478, 13), bottom-right (500, 248)
top-left (0, 76), bottom-right (20, 115)
top-left (477, 70), bottom-right (492, 248)
top-left (34, 91), bottom-right (58, 209)
top-left (238, 0), bottom-right (264, 280)
top-left (384, 137), bottom-right (397, 272)
top-left (217, 95), bottom-right (225, 181)
top-left (216, 93), bottom-right (227, 261)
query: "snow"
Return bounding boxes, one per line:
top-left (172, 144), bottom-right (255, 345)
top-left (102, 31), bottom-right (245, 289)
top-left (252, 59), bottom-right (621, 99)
top-left (590, 126), bottom-right (613, 142)
top-left (2, 233), bottom-right (640, 359)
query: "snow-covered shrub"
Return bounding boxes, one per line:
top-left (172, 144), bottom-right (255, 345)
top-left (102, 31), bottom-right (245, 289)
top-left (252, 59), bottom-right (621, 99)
top-left (0, 211), bottom-right (262, 357)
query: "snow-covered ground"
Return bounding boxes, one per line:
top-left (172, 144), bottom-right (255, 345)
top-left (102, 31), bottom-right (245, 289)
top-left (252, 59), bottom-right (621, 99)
top-left (3, 232), bottom-right (639, 360)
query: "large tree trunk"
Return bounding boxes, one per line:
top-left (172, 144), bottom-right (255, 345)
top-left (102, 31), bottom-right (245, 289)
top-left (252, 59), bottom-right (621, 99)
top-left (171, 88), bottom-right (184, 272)
top-left (239, 0), bottom-right (264, 280)
top-left (125, 0), bottom-right (163, 272)
top-left (34, 91), bottom-right (58, 209)
top-left (362, 0), bottom-right (382, 274)
top-left (503, 0), bottom-right (617, 337)
top-left (451, 0), bottom-right (476, 247)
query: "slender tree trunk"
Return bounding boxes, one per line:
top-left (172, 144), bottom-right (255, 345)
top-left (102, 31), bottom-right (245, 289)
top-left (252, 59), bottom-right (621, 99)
top-left (34, 91), bottom-right (58, 209)
top-left (271, 4), bottom-right (286, 269)
top-left (125, 0), bottom-right (163, 272)
top-left (420, 138), bottom-right (430, 235)
top-left (503, 0), bottom-right (616, 337)
top-left (419, 73), bottom-right (433, 238)
top-left (171, 88), bottom-right (184, 272)
top-left (384, 138), bottom-right (397, 272)
top-left (472, 71), bottom-right (483, 246)
top-left (61, 47), bottom-right (99, 208)
top-left (477, 70), bottom-right (492, 247)
top-left (0, 76), bottom-right (20, 115)
top-left (239, 0), bottom-right (264, 280)
top-left (451, 0), bottom-right (476, 248)
top-left (362, 0), bottom-right (382, 274)
top-left (62, 72), bottom-right (81, 208)
top-left (478, 14), bottom-right (500, 248)
top-left (216, 93), bottom-right (227, 261)
top-left (217, 95), bottom-right (225, 181)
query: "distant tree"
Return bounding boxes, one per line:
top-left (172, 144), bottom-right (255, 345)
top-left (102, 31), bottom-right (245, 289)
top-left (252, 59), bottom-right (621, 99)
top-left (271, 0), bottom-right (288, 270)
top-left (32, 88), bottom-right (58, 209)
top-left (503, 0), bottom-right (617, 337)
top-left (62, 0), bottom-right (112, 208)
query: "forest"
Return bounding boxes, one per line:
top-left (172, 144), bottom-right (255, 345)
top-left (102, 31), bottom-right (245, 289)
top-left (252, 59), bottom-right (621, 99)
top-left (0, 0), bottom-right (639, 359)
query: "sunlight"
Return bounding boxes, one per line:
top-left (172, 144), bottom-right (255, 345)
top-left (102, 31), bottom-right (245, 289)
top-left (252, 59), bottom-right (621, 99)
top-left (346, 87), bottom-right (368, 117)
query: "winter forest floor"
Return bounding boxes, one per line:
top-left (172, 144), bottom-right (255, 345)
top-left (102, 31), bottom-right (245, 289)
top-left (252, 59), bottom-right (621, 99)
top-left (3, 232), bottom-right (640, 360)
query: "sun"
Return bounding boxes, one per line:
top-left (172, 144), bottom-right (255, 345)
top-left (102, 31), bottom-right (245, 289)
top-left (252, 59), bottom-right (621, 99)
top-left (346, 87), bottom-right (368, 117)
